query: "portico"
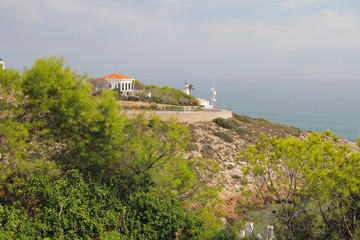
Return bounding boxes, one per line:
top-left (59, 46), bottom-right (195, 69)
top-left (102, 71), bottom-right (135, 95)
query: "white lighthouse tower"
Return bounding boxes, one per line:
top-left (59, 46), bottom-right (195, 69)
top-left (0, 58), bottom-right (5, 70)
top-left (183, 82), bottom-right (190, 95)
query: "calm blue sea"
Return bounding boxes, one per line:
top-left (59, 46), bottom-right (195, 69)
top-left (142, 78), bottom-right (360, 142)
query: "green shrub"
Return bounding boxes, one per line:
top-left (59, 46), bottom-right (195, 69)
top-left (165, 105), bottom-right (185, 110)
top-left (145, 85), bottom-right (198, 106)
top-left (213, 131), bottom-right (233, 143)
top-left (201, 144), bottom-right (214, 156)
top-left (233, 113), bottom-right (251, 123)
top-left (235, 128), bottom-right (252, 136)
top-left (0, 170), bottom-right (202, 240)
top-left (124, 192), bottom-right (202, 239)
top-left (227, 164), bottom-right (235, 170)
top-left (257, 118), bottom-right (270, 123)
top-left (213, 118), bottom-right (239, 129)
top-left (186, 143), bottom-right (199, 152)
top-left (0, 170), bottom-right (126, 239)
top-left (149, 103), bottom-right (158, 110)
top-left (210, 224), bottom-right (239, 240)
top-left (127, 96), bottom-right (139, 101)
top-left (231, 174), bottom-right (241, 180)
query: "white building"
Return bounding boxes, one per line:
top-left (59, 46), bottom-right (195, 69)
top-left (0, 58), bottom-right (5, 70)
top-left (102, 71), bottom-right (135, 96)
top-left (197, 98), bottom-right (210, 108)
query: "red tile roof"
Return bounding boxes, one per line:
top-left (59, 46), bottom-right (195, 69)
top-left (102, 72), bottom-right (134, 80)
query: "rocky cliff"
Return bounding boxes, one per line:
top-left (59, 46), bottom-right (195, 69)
top-left (183, 113), bottom-right (359, 220)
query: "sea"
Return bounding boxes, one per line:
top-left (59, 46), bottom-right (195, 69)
top-left (142, 78), bottom-right (360, 142)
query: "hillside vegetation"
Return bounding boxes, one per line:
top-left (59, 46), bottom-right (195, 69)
top-left (185, 116), bottom-right (360, 239)
top-left (0, 57), bottom-right (220, 239)
top-left (133, 81), bottom-right (199, 106)
top-left (1, 57), bottom-right (360, 239)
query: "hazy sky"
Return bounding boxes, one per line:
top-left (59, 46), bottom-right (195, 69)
top-left (1, 0), bottom-right (360, 80)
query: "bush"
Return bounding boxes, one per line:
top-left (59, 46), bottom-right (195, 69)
top-left (227, 164), bottom-right (235, 170)
top-left (0, 170), bottom-right (126, 239)
top-left (124, 192), bottom-right (202, 240)
top-left (143, 85), bottom-right (198, 106)
top-left (210, 224), bottom-right (239, 240)
top-left (213, 118), bottom-right (239, 129)
top-left (0, 170), bottom-right (202, 240)
top-left (231, 174), bottom-right (241, 180)
top-left (201, 144), bottom-right (214, 156)
top-left (213, 131), bottom-right (233, 143)
top-left (233, 113), bottom-right (251, 123)
top-left (127, 96), bottom-right (139, 101)
top-left (165, 105), bottom-right (185, 110)
top-left (235, 128), bottom-right (252, 136)
top-left (186, 143), bottom-right (199, 152)
top-left (257, 118), bottom-right (270, 123)
top-left (149, 103), bottom-right (158, 110)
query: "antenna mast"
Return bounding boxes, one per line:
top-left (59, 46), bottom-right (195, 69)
top-left (211, 82), bottom-right (216, 109)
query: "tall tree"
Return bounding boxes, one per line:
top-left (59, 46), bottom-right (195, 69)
top-left (240, 131), bottom-right (360, 239)
top-left (188, 84), bottom-right (195, 95)
top-left (0, 56), bottom-right (196, 203)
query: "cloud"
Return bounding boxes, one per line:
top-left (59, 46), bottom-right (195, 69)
top-left (208, 0), bottom-right (255, 6)
top-left (297, 10), bottom-right (360, 48)
top-left (2, 0), bottom-right (360, 79)
top-left (278, 0), bottom-right (320, 9)
top-left (154, 0), bottom-right (181, 3)
top-left (0, 0), bottom-right (45, 22)
top-left (197, 9), bottom-right (360, 56)
top-left (1, 0), bottom-right (176, 34)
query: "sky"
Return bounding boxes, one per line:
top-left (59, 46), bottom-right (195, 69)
top-left (1, 0), bottom-right (360, 81)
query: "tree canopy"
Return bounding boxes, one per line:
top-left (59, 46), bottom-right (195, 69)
top-left (0, 57), bottom-right (209, 239)
top-left (240, 131), bottom-right (360, 239)
top-left (136, 84), bottom-right (199, 106)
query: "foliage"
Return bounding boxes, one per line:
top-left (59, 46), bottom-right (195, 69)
top-left (235, 128), bottom-right (252, 136)
top-left (165, 105), bottom-right (185, 110)
top-left (0, 170), bottom-right (125, 239)
top-left (256, 118), bottom-right (270, 123)
top-left (240, 131), bottom-right (360, 240)
top-left (209, 224), bottom-right (239, 240)
top-left (1, 56), bottom-right (193, 197)
top-left (136, 84), bottom-right (198, 106)
top-left (88, 78), bottom-right (111, 95)
top-left (188, 84), bottom-right (195, 95)
top-left (233, 113), bottom-right (251, 123)
top-left (124, 192), bottom-right (202, 239)
top-left (231, 174), bottom-right (242, 180)
top-left (213, 131), bottom-right (233, 143)
top-left (133, 79), bottom-right (145, 91)
top-left (0, 57), bottom-right (220, 239)
top-left (213, 118), bottom-right (238, 129)
top-left (0, 170), bottom-right (201, 240)
top-left (122, 105), bottom-right (186, 111)
top-left (186, 143), bottom-right (199, 152)
top-left (213, 118), bottom-right (230, 128)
